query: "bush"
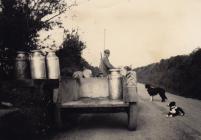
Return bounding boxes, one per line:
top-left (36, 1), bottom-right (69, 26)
top-left (0, 81), bottom-right (55, 139)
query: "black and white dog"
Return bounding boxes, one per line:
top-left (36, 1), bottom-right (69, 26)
top-left (145, 84), bottom-right (168, 102)
top-left (166, 101), bottom-right (185, 117)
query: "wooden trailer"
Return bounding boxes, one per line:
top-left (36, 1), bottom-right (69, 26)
top-left (53, 77), bottom-right (138, 131)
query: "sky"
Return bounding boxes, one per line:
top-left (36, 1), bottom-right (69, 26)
top-left (41, 0), bottom-right (201, 68)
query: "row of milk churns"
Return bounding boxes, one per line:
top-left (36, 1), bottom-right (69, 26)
top-left (15, 50), bottom-right (60, 79)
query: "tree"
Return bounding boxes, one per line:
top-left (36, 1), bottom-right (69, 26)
top-left (135, 48), bottom-right (201, 99)
top-left (56, 30), bottom-right (86, 77)
top-left (0, 0), bottom-right (76, 79)
top-left (56, 30), bottom-right (100, 77)
top-left (0, 0), bottom-right (77, 52)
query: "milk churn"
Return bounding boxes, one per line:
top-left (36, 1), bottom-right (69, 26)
top-left (124, 71), bottom-right (138, 102)
top-left (15, 51), bottom-right (29, 79)
top-left (30, 50), bottom-right (46, 79)
top-left (46, 51), bottom-right (60, 79)
top-left (108, 69), bottom-right (123, 99)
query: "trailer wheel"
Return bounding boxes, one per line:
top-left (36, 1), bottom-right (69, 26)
top-left (128, 102), bottom-right (138, 131)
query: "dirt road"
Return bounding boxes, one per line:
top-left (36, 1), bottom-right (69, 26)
top-left (49, 83), bottom-right (201, 140)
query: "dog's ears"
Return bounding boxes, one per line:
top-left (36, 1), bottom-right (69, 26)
top-left (168, 101), bottom-right (176, 107)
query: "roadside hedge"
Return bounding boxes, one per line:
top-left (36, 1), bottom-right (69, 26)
top-left (135, 48), bottom-right (201, 100)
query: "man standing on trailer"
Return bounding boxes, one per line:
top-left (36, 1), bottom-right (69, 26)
top-left (99, 49), bottom-right (115, 76)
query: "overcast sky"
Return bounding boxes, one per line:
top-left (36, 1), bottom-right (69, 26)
top-left (41, 0), bottom-right (201, 68)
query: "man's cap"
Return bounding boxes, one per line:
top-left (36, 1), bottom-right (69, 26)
top-left (104, 49), bottom-right (110, 54)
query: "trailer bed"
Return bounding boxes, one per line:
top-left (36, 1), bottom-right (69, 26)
top-left (61, 97), bottom-right (129, 108)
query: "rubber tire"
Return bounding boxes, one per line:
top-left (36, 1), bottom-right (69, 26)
top-left (128, 102), bottom-right (138, 131)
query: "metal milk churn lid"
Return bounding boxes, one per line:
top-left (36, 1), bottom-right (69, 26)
top-left (46, 51), bottom-right (60, 79)
top-left (15, 51), bottom-right (30, 79)
top-left (108, 69), bottom-right (123, 100)
top-left (30, 50), bottom-right (46, 79)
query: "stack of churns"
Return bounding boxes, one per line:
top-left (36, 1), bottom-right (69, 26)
top-left (124, 70), bottom-right (138, 102)
top-left (108, 68), bottom-right (137, 100)
top-left (15, 50), bottom-right (60, 79)
top-left (125, 71), bottom-right (137, 87)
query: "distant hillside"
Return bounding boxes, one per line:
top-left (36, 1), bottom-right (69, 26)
top-left (135, 48), bottom-right (201, 100)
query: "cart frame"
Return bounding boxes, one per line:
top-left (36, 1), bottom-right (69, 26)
top-left (54, 78), bottom-right (138, 131)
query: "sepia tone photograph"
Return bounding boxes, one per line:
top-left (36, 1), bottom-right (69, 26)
top-left (0, 0), bottom-right (201, 140)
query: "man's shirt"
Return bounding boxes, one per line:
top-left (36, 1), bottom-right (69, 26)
top-left (99, 56), bottom-right (114, 76)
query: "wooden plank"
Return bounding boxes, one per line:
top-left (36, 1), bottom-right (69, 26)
top-left (0, 80), bottom-right (34, 88)
top-left (0, 79), bottom-right (59, 88)
top-left (61, 98), bottom-right (129, 108)
top-left (0, 108), bottom-right (19, 118)
top-left (59, 79), bottom-right (79, 103)
top-left (60, 107), bottom-right (128, 113)
top-left (54, 104), bottom-right (62, 129)
top-left (79, 78), bottom-right (109, 98)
